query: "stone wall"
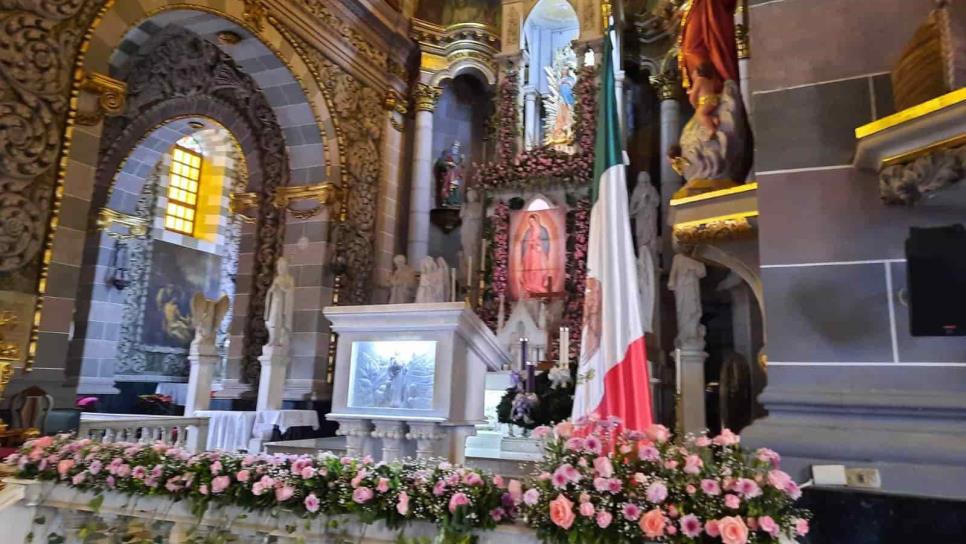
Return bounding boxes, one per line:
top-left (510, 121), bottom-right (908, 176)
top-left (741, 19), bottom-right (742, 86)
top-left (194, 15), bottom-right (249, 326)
top-left (744, 0), bottom-right (966, 498)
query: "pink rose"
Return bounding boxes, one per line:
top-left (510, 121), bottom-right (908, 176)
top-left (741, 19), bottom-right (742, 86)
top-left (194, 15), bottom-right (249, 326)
top-left (304, 493), bottom-right (320, 513)
top-left (554, 421), bottom-right (574, 438)
top-left (449, 492), bottom-right (471, 513)
top-left (508, 479), bottom-right (523, 501)
top-left (713, 429), bottom-right (740, 447)
top-left (71, 472), bottom-right (86, 485)
top-left (211, 475), bottom-right (230, 494)
top-left (584, 436), bottom-right (602, 454)
top-left (695, 436), bottom-right (712, 447)
top-left (622, 503), bottom-right (641, 521)
top-left (57, 459), bottom-right (75, 477)
top-left (686, 484), bottom-right (697, 494)
top-left (532, 426), bottom-right (551, 439)
top-left (493, 475), bottom-right (505, 488)
top-left (351, 469), bottom-right (368, 488)
top-left (397, 491), bottom-right (410, 516)
top-left (579, 492), bottom-right (591, 503)
top-left (639, 446), bottom-right (660, 462)
top-left (593, 456), bottom-right (614, 478)
top-left (352, 487), bottom-right (373, 504)
top-left (639, 508), bottom-right (666, 538)
top-left (683, 454), bottom-right (703, 475)
top-left (705, 520), bottom-right (721, 537)
top-left (724, 494), bottom-right (741, 509)
top-left (735, 478), bottom-right (762, 498)
top-left (718, 516), bottom-right (749, 544)
top-left (759, 515), bottom-right (779, 537)
top-left (596, 510), bottom-right (613, 528)
top-left (523, 488), bottom-right (540, 506)
top-left (701, 479), bottom-right (721, 496)
top-left (275, 485), bottom-right (295, 502)
top-left (795, 518), bottom-right (810, 536)
top-left (756, 448), bottom-right (781, 467)
top-left (646, 424), bottom-right (671, 443)
top-left (579, 501), bottom-right (595, 517)
top-left (236, 469), bottom-right (250, 482)
top-left (549, 494), bottom-right (576, 529)
top-left (377, 477), bottom-right (390, 493)
top-left (680, 514), bottom-right (703, 538)
top-left (433, 480), bottom-right (447, 496)
top-left (646, 481), bottom-right (668, 504)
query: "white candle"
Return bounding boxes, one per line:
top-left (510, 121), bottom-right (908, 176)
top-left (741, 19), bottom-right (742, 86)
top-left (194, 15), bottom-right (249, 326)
top-left (450, 267), bottom-right (456, 302)
top-left (675, 348), bottom-right (682, 396)
top-left (480, 239), bottom-right (488, 272)
top-left (466, 256), bottom-right (473, 288)
top-left (562, 327), bottom-right (569, 366)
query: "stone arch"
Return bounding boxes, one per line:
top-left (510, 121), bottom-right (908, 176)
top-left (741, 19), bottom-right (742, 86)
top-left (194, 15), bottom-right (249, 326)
top-left (429, 61), bottom-right (498, 87)
top-left (521, 0), bottom-right (580, 28)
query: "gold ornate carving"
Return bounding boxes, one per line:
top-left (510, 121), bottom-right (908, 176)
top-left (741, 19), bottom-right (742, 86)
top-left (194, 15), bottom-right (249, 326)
top-left (0, 311), bottom-right (19, 361)
top-left (299, 1), bottom-right (389, 68)
top-left (243, 0), bottom-right (267, 32)
top-left (229, 192), bottom-right (259, 224)
top-left (76, 72), bottom-right (127, 126)
top-left (274, 182), bottom-right (342, 219)
top-left (95, 208), bottom-right (149, 239)
top-left (0, 291), bottom-right (34, 368)
top-left (673, 211), bottom-right (758, 245)
top-left (650, 72), bottom-right (680, 101)
top-left (413, 83), bottom-right (442, 112)
top-left (384, 89), bottom-right (407, 131)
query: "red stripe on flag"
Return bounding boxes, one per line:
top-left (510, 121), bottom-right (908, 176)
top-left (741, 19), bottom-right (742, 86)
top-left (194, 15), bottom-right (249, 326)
top-left (591, 336), bottom-right (652, 433)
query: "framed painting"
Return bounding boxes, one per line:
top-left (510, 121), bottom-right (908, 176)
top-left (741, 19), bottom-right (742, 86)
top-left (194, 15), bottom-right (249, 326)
top-left (508, 207), bottom-right (566, 300)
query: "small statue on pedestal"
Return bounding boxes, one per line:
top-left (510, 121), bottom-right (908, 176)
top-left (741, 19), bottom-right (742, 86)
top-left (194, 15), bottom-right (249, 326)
top-left (434, 141), bottom-right (465, 209)
top-left (630, 172), bottom-right (660, 333)
top-left (264, 257), bottom-right (295, 348)
top-left (189, 293), bottom-right (230, 354)
top-left (668, 253), bottom-right (707, 349)
top-left (388, 254), bottom-right (418, 304)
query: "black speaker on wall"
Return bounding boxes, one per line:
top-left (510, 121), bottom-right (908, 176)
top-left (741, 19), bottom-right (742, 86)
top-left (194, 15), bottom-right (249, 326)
top-left (905, 225), bottom-right (966, 336)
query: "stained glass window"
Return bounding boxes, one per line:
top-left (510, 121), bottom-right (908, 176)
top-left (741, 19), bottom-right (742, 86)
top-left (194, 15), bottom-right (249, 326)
top-left (165, 146), bottom-right (203, 235)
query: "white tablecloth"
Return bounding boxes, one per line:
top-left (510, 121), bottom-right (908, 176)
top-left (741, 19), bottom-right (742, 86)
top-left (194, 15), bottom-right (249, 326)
top-left (193, 410), bottom-right (258, 452)
top-left (253, 410), bottom-right (320, 434)
top-left (154, 383), bottom-right (189, 406)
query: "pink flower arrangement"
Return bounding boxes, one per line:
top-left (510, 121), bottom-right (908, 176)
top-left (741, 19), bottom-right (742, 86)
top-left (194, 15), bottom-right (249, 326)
top-left (515, 417), bottom-right (810, 543)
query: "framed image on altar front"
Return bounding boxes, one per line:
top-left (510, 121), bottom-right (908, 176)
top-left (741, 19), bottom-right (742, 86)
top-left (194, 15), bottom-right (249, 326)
top-left (508, 207), bottom-right (566, 300)
top-left (346, 340), bottom-right (438, 410)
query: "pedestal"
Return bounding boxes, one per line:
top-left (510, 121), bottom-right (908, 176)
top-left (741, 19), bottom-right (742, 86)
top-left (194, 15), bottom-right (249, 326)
top-left (674, 348), bottom-right (708, 433)
top-left (184, 343), bottom-right (218, 416)
top-left (325, 302), bottom-right (510, 463)
top-left (371, 419), bottom-right (408, 463)
top-left (256, 344), bottom-right (289, 412)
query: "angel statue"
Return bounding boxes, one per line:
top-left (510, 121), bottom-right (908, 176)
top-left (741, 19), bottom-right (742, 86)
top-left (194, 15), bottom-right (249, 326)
top-left (667, 0), bottom-right (752, 198)
top-left (543, 45), bottom-right (578, 151)
top-left (189, 293), bottom-right (230, 354)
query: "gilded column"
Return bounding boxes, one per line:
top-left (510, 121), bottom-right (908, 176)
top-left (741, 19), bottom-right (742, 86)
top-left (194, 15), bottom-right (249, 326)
top-left (407, 83), bottom-right (441, 264)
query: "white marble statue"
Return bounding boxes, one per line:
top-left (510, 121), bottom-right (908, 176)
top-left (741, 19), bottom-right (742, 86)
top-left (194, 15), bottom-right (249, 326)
top-left (436, 256), bottom-right (452, 302)
top-left (190, 293), bottom-right (230, 351)
top-left (459, 188), bottom-right (484, 285)
top-left (264, 256), bottom-right (295, 348)
top-left (389, 254), bottom-right (418, 304)
top-left (668, 253), bottom-right (707, 349)
top-left (629, 172), bottom-right (660, 256)
top-left (415, 256), bottom-right (439, 303)
top-left (638, 251), bottom-right (656, 334)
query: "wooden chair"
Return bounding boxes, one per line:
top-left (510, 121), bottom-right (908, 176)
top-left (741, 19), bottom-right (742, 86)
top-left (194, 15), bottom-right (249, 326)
top-left (9, 385), bottom-right (54, 433)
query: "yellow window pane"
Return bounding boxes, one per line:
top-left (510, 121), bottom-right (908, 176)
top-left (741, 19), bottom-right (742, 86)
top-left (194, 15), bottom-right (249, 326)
top-left (187, 180), bottom-right (198, 193)
top-left (188, 155), bottom-right (201, 168)
top-left (184, 208), bottom-right (195, 220)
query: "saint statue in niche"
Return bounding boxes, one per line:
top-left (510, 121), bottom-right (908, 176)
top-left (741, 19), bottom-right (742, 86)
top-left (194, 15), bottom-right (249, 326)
top-left (434, 141), bottom-right (464, 208)
top-left (543, 46), bottom-right (578, 150)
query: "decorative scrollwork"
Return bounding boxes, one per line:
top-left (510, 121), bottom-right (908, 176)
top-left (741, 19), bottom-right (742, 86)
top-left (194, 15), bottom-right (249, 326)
top-left (672, 212), bottom-right (757, 246)
top-left (412, 83), bottom-right (442, 112)
top-left (0, 189), bottom-right (42, 272)
top-left (76, 72), bottom-right (127, 126)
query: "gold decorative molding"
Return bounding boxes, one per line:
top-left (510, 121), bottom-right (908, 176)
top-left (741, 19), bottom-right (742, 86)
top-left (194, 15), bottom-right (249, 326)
top-left (95, 208), bottom-right (149, 239)
top-left (650, 72), bottom-right (680, 101)
top-left (384, 89), bottom-right (408, 132)
top-left (670, 182), bottom-right (758, 206)
top-left (243, 0), bottom-right (267, 32)
top-left (735, 23), bottom-right (749, 60)
top-left (673, 211), bottom-right (758, 245)
top-left (420, 51), bottom-right (448, 73)
top-left (0, 291), bottom-right (34, 369)
top-left (274, 182), bottom-right (342, 219)
top-left (229, 192), bottom-right (259, 224)
top-left (413, 83), bottom-right (442, 112)
top-left (76, 72), bottom-right (127, 126)
top-left (0, 311), bottom-right (19, 362)
top-left (855, 87), bottom-right (966, 139)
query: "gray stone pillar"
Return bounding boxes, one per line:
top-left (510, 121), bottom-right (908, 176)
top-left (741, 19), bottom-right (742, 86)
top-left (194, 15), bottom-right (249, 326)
top-left (523, 85), bottom-right (539, 149)
top-left (406, 83), bottom-right (440, 264)
top-left (184, 342), bottom-right (218, 416)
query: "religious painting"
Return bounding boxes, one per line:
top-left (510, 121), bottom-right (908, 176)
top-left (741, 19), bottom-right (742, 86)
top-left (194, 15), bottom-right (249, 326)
top-left (415, 0), bottom-right (500, 27)
top-left (347, 340), bottom-right (437, 410)
top-left (508, 207), bottom-right (566, 300)
top-left (141, 241), bottom-right (221, 349)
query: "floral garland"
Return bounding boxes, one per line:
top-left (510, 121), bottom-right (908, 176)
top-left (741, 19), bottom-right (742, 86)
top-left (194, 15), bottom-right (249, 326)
top-left (9, 418), bottom-right (812, 544)
top-left (556, 198), bottom-right (591, 363)
top-left (480, 200), bottom-right (510, 330)
top-left (9, 436), bottom-right (508, 541)
top-left (475, 67), bottom-right (598, 190)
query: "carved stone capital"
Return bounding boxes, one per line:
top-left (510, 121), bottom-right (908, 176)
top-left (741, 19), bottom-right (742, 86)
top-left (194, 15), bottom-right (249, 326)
top-left (412, 83), bottom-right (442, 112)
top-left (384, 89), bottom-right (408, 131)
top-left (736, 23), bottom-right (750, 60)
top-left (76, 72), bottom-right (127, 126)
top-left (96, 207), bottom-right (149, 239)
top-left (650, 72), bottom-right (681, 101)
top-left (229, 192), bottom-right (260, 224)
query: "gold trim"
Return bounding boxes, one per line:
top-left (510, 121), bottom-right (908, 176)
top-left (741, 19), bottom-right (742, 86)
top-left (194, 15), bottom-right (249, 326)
top-left (420, 51), bottom-right (448, 73)
top-left (413, 83), bottom-right (442, 112)
top-left (384, 89), bottom-right (407, 132)
top-left (670, 182), bottom-right (758, 206)
top-left (229, 192), bottom-right (259, 224)
top-left (881, 132), bottom-right (966, 168)
top-left (76, 71), bottom-right (127, 126)
top-left (95, 208), bottom-right (149, 238)
top-left (673, 211), bottom-right (758, 245)
top-left (0, 312), bottom-right (20, 362)
top-left (855, 87), bottom-right (966, 139)
top-left (274, 182), bottom-right (342, 219)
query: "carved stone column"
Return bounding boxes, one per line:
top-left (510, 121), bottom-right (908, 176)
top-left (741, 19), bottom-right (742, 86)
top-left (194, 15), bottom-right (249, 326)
top-left (334, 418), bottom-right (373, 458)
top-left (407, 83), bottom-right (441, 264)
top-left (523, 85), bottom-right (540, 149)
top-left (406, 421), bottom-right (442, 459)
top-left (653, 74), bottom-right (683, 257)
top-left (372, 419), bottom-right (408, 463)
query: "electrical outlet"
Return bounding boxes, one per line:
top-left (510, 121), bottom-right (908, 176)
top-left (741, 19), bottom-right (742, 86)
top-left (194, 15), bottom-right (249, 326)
top-left (846, 467), bottom-right (881, 489)
top-left (812, 464), bottom-right (847, 486)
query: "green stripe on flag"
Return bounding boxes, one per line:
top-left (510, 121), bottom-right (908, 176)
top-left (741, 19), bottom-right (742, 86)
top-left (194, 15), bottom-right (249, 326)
top-left (592, 30), bottom-right (622, 204)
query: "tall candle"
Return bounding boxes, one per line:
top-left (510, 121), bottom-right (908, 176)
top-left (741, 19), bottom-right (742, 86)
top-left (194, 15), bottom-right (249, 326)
top-left (466, 256), bottom-right (473, 289)
top-left (480, 239), bottom-right (488, 272)
top-left (450, 267), bottom-right (457, 302)
top-left (674, 348), bottom-right (682, 396)
top-left (559, 327), bottom-right (569, 367)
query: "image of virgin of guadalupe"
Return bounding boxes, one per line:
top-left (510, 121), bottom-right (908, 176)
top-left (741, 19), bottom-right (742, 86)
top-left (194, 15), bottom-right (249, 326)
top-left (520, 213), bottom-right (551, 295)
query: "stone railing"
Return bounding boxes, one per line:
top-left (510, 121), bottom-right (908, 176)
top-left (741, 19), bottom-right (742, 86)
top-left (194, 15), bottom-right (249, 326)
top-left (0, 479), bottom-right (541, 544)
top-left (78, 414), bottom-right (209, 451)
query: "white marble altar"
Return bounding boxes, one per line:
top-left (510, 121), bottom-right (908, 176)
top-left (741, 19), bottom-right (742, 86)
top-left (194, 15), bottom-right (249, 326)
top-left (324, 302), bottom-right (509, 464)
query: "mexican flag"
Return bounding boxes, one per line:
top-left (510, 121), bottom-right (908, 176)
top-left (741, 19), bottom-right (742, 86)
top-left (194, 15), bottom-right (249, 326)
top-left (572, 31), bottom-right (653, 432)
